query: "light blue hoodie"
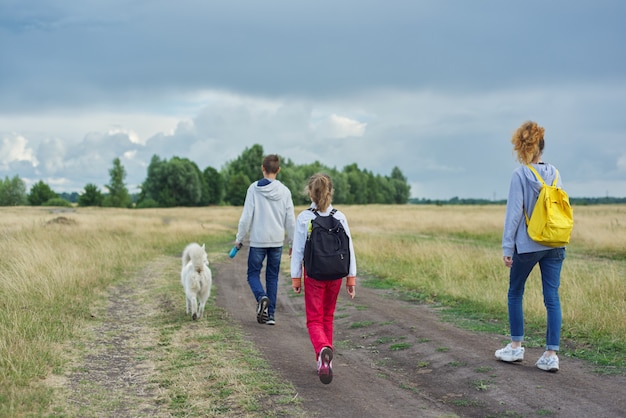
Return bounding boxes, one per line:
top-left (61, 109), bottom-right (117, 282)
top-left (502, 162), bottom-right (566, 257)
top-left (236, 178), bottom-right (296, 248)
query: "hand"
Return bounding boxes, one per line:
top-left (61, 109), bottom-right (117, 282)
top-left (292, 278), bottom-right (302, 294)
top-left (346, 285), bottom-right (355, 299)
top-left (503, 256), bottom-right (513, 268)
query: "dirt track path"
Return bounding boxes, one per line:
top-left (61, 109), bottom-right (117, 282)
top-left (214, 250), bottom-right (626, 418)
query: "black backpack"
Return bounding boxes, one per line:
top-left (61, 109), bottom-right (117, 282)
top-left (304, 208), bottom-right (351, 280)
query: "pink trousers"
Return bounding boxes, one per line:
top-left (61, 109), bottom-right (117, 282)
top-left (304, 275), bottom-right (342, 357)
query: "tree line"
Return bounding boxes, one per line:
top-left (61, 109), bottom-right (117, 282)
top-left (409, 196), bottom-right (626, 205)
top-left (0, 144), bottom-right (411, 207)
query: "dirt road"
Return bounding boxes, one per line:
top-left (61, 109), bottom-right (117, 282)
top-left (214, 250), bottom-right (626, 418)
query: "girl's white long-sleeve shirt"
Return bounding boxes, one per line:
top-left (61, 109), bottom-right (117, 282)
top-left (290, 203), bottom-right (357, 280)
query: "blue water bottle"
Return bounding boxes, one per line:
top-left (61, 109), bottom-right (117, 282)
top-left (229, 243), bottom-right (243, 258)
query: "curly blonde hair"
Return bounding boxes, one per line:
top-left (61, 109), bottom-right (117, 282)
top-left (511, 121), bottom-right (545, 164)
top-left (307, 173), bottom-right (334, 212)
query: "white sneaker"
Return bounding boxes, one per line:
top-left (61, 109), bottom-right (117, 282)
top-left (536, 352), bottom-right (559, 372)
top-left (495, 343), bottom-right (525, 362)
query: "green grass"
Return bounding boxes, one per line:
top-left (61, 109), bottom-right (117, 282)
top-left (358, 225), bottom-right (626, 374)
top-left (447, 361), bottom-right (468, 367)
top-left (536, 409), bottom-right (557, 416)
top-left (145, 247), bottom-right (304, 417)
top-left (389, 342), bottom-right (411, 351)
top-left (0, 207), bottom-right (308, 417)
top-left (470, 379), bottom-right (493, 391)
top-left (349, 320), bottom-right (376, 329)
top-left (2, 204), bottom-right (626, 416)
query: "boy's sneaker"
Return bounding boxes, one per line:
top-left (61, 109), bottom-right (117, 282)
top-left (266, 316), bottom-right (275, 325)
top-left (256, 296), bottom-right (269, 324)
top-left (317, 346), bottom-right (333, 384)
top-left (536, 352), bottom-right (559, 372)
top-left (495, 343), bottom-right (525, 362)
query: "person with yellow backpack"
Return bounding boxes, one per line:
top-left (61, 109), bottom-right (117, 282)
top-left (496, 121), bottom-right (572, 373)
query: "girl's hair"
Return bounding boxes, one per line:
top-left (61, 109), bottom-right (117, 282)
top-left (511, 121), bottom-right (545, 164)
top-left (307, 173), bottom-right (333, 212)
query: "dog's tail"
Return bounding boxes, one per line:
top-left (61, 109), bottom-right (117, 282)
top-left (182, 242), bottom-right (207, 269)
top-left (182, 244), bottom-right (192, 269)
top-left (189, 243), bottom-right (207, 273)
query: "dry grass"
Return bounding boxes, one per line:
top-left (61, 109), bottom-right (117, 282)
top-left (337, 204), bottom-right (626, 344)
top-left (1, 204), bottom-right (625, 415)
top-left (0, 206), bottom-right (238, 416)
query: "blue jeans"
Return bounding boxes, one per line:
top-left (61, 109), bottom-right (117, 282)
top-left (508, 248), bottom-right (565, 351)
top-left (247, 246), bottom-right (283, 317)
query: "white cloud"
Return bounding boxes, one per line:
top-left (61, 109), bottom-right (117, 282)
top-left (0, 134), bottom-right (38, 169)
top-left (123, 150), bottom-right (137, 160)
top-left (108, 128), bottom-right (143, 145)
top-left (1, 85), bottom-right (626, 199)
top-left (313, 114), bottom-right (367, 139)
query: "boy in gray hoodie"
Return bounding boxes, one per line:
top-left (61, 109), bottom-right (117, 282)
top-left (235, 154), bottom-right (296, 325)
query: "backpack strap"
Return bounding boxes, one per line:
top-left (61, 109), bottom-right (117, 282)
top-left (308, 207), bottom-right (338, 217)
top-left (523, 165), bottom-right (561, 225)
top-left (526, 164), bottom-right (559, 187)
top-left (526, 164), bottom-right (545, 186)
top-left (306, 208), bottom-right (338, 239)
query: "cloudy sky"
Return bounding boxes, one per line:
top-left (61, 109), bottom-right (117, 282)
top-left (1, 1), bottom-right (625, 200)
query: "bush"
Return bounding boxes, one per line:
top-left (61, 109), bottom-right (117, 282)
top-left (135, 198), bottom-right (159, 208)
top-left (42, 198), bottom-right (73, 207)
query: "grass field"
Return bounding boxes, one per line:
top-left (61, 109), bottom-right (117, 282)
top-left (1, 204), bottom-right (625, 416)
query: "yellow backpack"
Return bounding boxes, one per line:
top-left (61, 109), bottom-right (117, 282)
top-left (524, 165), bottom-right (574, 247)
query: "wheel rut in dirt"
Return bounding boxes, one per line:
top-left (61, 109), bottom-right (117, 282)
top-left (214, 250), bottom-right (626, 418)
top-left (52, 258), bottom-right (167, 417)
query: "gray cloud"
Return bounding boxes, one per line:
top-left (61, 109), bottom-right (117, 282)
top-left (0, 0), bottom-right (625, 198)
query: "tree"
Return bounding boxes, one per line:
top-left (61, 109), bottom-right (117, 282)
top-left (138, 155), bottom-right (166, 206)
top-left (226, 144), bottom-right (265, 185)
top-left (135, 145), bottom-right (412, 207)
top-left (275, 164), bottom-right (305, 204)
top-left (104, 158), bottom-right (131, 208)
top-left (203, 166), bottom-right (224, 205)
top-left (224, 144), bottom-right (263, 206)
top-left (139, 155), bottom-right (206, 207)
top-left (163, 157), bottom-right (204, 206)
top-left (225, 173), bottom-right (250, 206)
top-left (375, 175), bottom-right (397, 203)
top-left (78, 183), bottom-right (104, 207)
top-left (330, 171), bottom-right (350, 204)
top-left (0, 175), bottom-right (27, 206)
top-left (27, 180), bottom-right (58, 206)
top-left (389, 166), bottom-right (411, 204)
top-left (344, 164), bottom-right (367, 204)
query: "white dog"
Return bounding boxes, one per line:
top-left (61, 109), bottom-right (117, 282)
top-left (181, 243), bottom-right (212, 320)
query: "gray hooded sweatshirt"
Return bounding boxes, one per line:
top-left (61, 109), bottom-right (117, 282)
top-left (236, 178), bottom-right (296, 248)
top-left (502, 162), bottom-right (566, 257)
